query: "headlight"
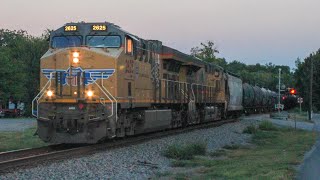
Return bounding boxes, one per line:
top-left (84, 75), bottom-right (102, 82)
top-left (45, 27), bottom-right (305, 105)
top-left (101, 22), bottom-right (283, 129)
top-left (73, 57), bottom-right (79, 63)
top-left (47, 90), bottom-right (53, 97)
top-left (87, 90), bottom-right (93, 97)
top-left (73, 52), bottom-right (79, 58)
top-left (72, 52), bottom-right (80, 63)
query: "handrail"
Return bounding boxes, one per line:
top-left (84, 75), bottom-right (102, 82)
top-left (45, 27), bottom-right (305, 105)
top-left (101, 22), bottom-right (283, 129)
top-left (88, 75), bottom-right (115, 120)
top-left (191, 83), bottom-right (196, 101)
top-left (101, 72), bottom-right (118, 122)
top-left (32, 72), bottom-right (54, 117)
top-left (159, 79), bottom-right (215, 103)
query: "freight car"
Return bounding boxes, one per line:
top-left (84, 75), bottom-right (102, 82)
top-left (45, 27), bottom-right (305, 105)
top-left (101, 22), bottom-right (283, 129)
top-left (32, 22), bottom-right (277, 144)
top-left (242, 83), bottom-right (277, 114)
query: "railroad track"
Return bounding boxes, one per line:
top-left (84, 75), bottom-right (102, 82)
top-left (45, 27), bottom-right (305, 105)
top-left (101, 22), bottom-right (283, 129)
top-left (0, 118), bottom-right (237, 174)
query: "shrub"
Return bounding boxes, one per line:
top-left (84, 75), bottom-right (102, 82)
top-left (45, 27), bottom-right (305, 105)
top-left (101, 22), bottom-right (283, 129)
top-left (259, 120), bottom-right (278, 131)
top-left (164, 142), bottom-right (207, 160)
top-left (243, 125), bottom-right (257, 134)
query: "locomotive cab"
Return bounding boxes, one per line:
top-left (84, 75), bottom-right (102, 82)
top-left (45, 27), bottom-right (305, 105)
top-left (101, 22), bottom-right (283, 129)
top-left (33, 23), bottom-right (127, 143)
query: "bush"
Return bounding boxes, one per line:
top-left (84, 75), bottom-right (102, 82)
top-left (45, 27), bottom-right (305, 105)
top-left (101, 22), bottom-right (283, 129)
top-left (164, 142), bottom-right (207, 160)
top-left (259, 120), bottom-right (278, 131)
top-left (243, 125), bottom-right (257, 134)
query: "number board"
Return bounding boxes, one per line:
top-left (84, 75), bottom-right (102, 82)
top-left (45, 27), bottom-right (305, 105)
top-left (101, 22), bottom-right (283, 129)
top-left (92, 25), bottom-right (107, 31)
top-left (64, 25), bottom-right (77, 32)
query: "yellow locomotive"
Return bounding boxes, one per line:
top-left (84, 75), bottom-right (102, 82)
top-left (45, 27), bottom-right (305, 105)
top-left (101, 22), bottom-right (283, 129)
top-left (33, 22), bottom-right (243, 144)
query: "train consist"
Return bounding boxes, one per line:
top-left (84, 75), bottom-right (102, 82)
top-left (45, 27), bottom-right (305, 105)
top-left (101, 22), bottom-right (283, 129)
top-left (33, 22), bottom-right (278, 144)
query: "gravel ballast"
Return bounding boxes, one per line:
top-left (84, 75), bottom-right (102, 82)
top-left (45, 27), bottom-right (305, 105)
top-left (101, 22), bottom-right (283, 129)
top-left (0, 118), bottom-right (259, 180)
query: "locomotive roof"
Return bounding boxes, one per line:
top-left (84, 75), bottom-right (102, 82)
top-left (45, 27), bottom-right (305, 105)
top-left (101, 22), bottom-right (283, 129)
top-left (52, 22), bottom-right (224, 70)
top-left (162, 46), bottom-right (206, 67)
top-left (51, 22), bottom-right (139, 40)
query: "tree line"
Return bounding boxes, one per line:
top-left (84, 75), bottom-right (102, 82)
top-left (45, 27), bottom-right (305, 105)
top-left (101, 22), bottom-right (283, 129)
top-left (191, 41), bottom-right (294, 91)
top-left (294, 51), bottom-right (320, 112)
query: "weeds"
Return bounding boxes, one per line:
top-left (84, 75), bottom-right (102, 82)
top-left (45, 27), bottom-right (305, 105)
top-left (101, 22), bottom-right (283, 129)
top-left (243, 125), bottom-right (257, 134)
top-left (258, 120), bottom-right (278, 131)
top-left (164, 142), bottom-right (207, 160)
top-left (161, 120), bottom-right (315, 179)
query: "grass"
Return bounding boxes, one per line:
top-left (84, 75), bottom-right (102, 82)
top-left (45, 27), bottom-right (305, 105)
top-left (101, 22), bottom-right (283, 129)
top-left (287, 108), bottom-right (313, 123)
top-left (243, 124), bottom-right (257, 134)
top-left (259, 120), bottom-right (278, 131)
top-left (223, 144), bottom-right (241, 150)
top-left (209, 149), bottom-right (227, 157)
top-left (164, 142), bottom-right (207, 160)
top-left (288, 113), bottom-right (313, 123)
top-left (0, 127), bottom-right (47, 152)
top-left (161, 121), bottom-right (316, 179)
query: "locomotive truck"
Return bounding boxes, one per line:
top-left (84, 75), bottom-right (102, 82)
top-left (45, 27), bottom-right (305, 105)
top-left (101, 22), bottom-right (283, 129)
top-left (32, 22), bottom-right (277, 144)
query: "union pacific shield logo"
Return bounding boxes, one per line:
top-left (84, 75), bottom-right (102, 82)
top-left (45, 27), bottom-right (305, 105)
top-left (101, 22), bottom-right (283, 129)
top-left (42, 67), bottom-right (115, 86)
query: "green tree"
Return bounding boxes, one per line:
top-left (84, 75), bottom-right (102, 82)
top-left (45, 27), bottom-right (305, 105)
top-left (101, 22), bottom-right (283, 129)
top-left (0, 29), bottom-right (48, 115)
top-left (294, 50), bottom-right (320, 111)
top-left (190, 41), bottom-right (227, 68)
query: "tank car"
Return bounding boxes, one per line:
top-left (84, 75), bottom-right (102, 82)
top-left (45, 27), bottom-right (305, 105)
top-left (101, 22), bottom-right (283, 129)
top-left (243, 84), bottom-right (277, 113)
top-left (243, 83), bottom-right (255, 114)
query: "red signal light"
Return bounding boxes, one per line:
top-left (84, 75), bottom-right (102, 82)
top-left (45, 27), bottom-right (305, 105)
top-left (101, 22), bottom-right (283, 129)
top-left (290, 89), bottom-right (296, 95)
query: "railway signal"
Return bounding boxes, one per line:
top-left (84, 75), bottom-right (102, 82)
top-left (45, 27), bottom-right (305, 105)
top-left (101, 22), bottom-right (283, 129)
top-left (289, 88), bottom-right (296, 95)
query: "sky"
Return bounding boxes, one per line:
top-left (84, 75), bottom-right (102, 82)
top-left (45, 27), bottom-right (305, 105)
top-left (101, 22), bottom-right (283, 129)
top-left (1, 0), bottom-right (320, 69)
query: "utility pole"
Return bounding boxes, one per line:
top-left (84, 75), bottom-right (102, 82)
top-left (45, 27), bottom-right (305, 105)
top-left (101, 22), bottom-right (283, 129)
top-left (309, 58), bottom-right (313, 120)
top-left (278, 68), bottom-right (281, 114)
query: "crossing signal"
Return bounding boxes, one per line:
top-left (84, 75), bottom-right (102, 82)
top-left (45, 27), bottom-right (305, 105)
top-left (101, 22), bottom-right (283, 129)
top-left (289, 88), bottom-right (296, 95)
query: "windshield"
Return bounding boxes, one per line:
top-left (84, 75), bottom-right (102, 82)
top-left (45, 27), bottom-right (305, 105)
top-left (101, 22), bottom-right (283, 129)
top-left (51, 36), bottom-right (82, 48)
top-left (86, 36), bottom-right (121, 48)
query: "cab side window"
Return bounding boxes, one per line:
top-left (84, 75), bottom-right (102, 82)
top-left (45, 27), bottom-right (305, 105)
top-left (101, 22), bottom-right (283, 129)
top-left (126, 36), bottom-right (133, 55)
